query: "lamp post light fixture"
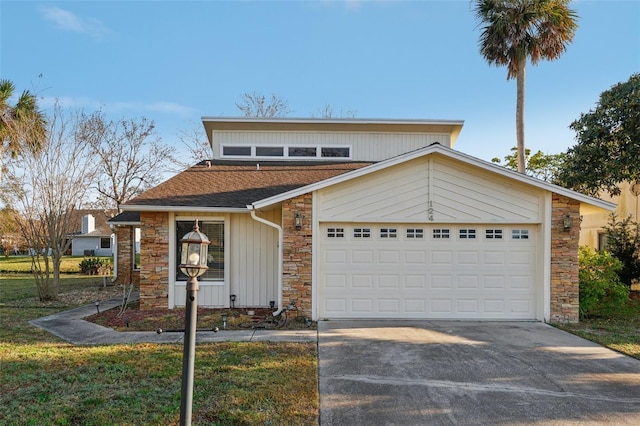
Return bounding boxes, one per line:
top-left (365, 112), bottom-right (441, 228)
top-left (221, 314), bottom-right (228, 330)
top-left (178, 220), bottom-right (210, 426)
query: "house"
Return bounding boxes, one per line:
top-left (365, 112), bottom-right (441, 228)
top-left (579, 180), bottom-right (640, 250)
top-left (109, 118), bottom-right (615, 323)
top-left (69, 210), bottom-right (114, 256)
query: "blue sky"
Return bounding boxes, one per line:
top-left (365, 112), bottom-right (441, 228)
top-left (1, 0), bottom-right (639, 163)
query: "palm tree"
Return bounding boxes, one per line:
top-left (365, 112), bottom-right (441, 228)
top-left (0, 79), bottom-right (47, 179)
top-left (474, 0), bottom-right (578, 173)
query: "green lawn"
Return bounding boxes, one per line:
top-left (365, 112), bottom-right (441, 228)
top-left (0, 274), bottom-right (319, 425)
top-left (553, 298), bottom-right (640, 360)
top-left (0, 255), bottom-right (110, 274)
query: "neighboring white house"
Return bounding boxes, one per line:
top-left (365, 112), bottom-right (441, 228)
top-left (70, 212), bottom-right (114, 257)
top-left (109, 117), bottom-right (615, 323)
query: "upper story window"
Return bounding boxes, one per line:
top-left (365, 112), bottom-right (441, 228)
top-left (222, 146), bottom-right (251, 156)
top-left (289, 147), bottom-right (317, 157)
top-left (256, 146), bottom-right (284, 157)
top-left (221, 145), bottom-right (351, 159)
top-left (321, 147), bottom-right (350, 158)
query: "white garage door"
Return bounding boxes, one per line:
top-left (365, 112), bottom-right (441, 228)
top-left (318, 224), bottom-right (538, 320)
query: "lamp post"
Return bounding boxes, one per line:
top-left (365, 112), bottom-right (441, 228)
top-left (178, 220), bottom-right (209, 426)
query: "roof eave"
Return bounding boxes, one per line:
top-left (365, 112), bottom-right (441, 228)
top-left (202, 117), bottom-right (464, 145)
top-left (120, 204), bottom-right (249, 213)
top-left (250, 144), bottom-right (617, 212)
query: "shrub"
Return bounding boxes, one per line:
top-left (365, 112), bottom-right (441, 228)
top-left (579, 246), bottom-right (629, 318)
top-left (603, 214), bottom-right (640, 287)
top-left (79, 257), bottom-right (112, 275)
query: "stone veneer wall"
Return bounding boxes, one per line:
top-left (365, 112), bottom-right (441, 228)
top-left (139, 212), bottom-right (170, 310)
top-left (550, 193), bottom-right (580, 323)
top-left (113, 226), bottom-right (139, 287)
top-left (282, 193), bottom-right (313, 318)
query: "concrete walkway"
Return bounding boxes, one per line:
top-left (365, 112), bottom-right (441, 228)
top-left (29, 296), bottom-right (317, 345)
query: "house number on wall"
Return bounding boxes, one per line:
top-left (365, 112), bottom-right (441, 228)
top-left (428, 201), bottom-right (434, 221)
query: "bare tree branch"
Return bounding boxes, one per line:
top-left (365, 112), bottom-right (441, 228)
top-left (235, 92), bottom-right (291, 118)
top-left (3, 103), bottom-right (98, 300)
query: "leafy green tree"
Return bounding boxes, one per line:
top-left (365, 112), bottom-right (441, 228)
top-left (603, 214), bottom-right (640, 287)
top-left (557, 74), bottom-right (640, 196)
top-left (0, 79), bottom-right (47, 180)
top-left (474, 0), bottom-right (578, 173)
top-left (578, 246), bottom-right (629, 318)
top-left (492, 146), bottom-right (566, 182)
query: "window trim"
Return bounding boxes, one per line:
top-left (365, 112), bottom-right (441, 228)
top-left (100, 237), bottom-right (111, 249)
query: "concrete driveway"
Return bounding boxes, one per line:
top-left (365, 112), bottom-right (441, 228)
top-left (318, 321), bottom-right (640, 425)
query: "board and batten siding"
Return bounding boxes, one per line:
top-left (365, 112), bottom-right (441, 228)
top-left (316, 154), bottom-right (544, 223)
top-left (212, 131), bottom-right (451, 161)
top-left (229, 209), bottom-right (280, 308)
top-left (170, 209), bottom-right (280, 308)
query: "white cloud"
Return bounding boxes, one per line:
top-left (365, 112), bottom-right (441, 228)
top-left (39, 6), bottom-right (111, 39)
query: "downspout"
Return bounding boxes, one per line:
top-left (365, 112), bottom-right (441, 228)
top-left (248, 206), bottom-right (284, 316)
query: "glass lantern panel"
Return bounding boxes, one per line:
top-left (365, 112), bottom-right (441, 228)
top-left (176, 221), bottom-right (224, 281)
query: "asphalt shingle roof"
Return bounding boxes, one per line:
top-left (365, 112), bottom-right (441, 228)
top-left (124, 160), bottom-right (374, 209)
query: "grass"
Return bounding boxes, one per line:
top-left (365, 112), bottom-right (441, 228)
top-left (0, 274), bottom-right (319, 425)
top-left (553, 298), bottom-right (640, 360)
top-left (0, 255), bottom-right (110, 274)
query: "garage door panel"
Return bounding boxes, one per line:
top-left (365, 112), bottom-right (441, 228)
top-left (378, 251), bottom-right (400, 263)
top-left (378, 299), bottom-right (400, 312)
top-left (405, 299), bottom-right (426, 312)
top-left (325, 250), bottom-right (347, 263)
top-left (325, 274), bottom-right (346, 288)
top-left (352, 250), bottom-right (374, 263)
top-left (432, 251), bottom-right (453, 263)
top-left (432, 275), bottom-right (453, 289)
top-left (352, 299), bottom-right (373, 313)
top-left (379, 275), bottom-right (400, 288)
top-left (431, 299), bottom-right (453, 313)
top-left (457, 251), bottom-right (479, 264)
top-left (485, 276), bottom-right (505, 289)
top-left (405, 250), bottom-right (426, 263)
top-left (457, 299), bottom-right (479, 313)
top-left (352, 274), bottom-right (373, 288)
top-left (405, 275), bottom-right (426, 288)
top-left (484, 251), bottom-right (506, 264)
top-left (319, 224), bottom-right (538, 319)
